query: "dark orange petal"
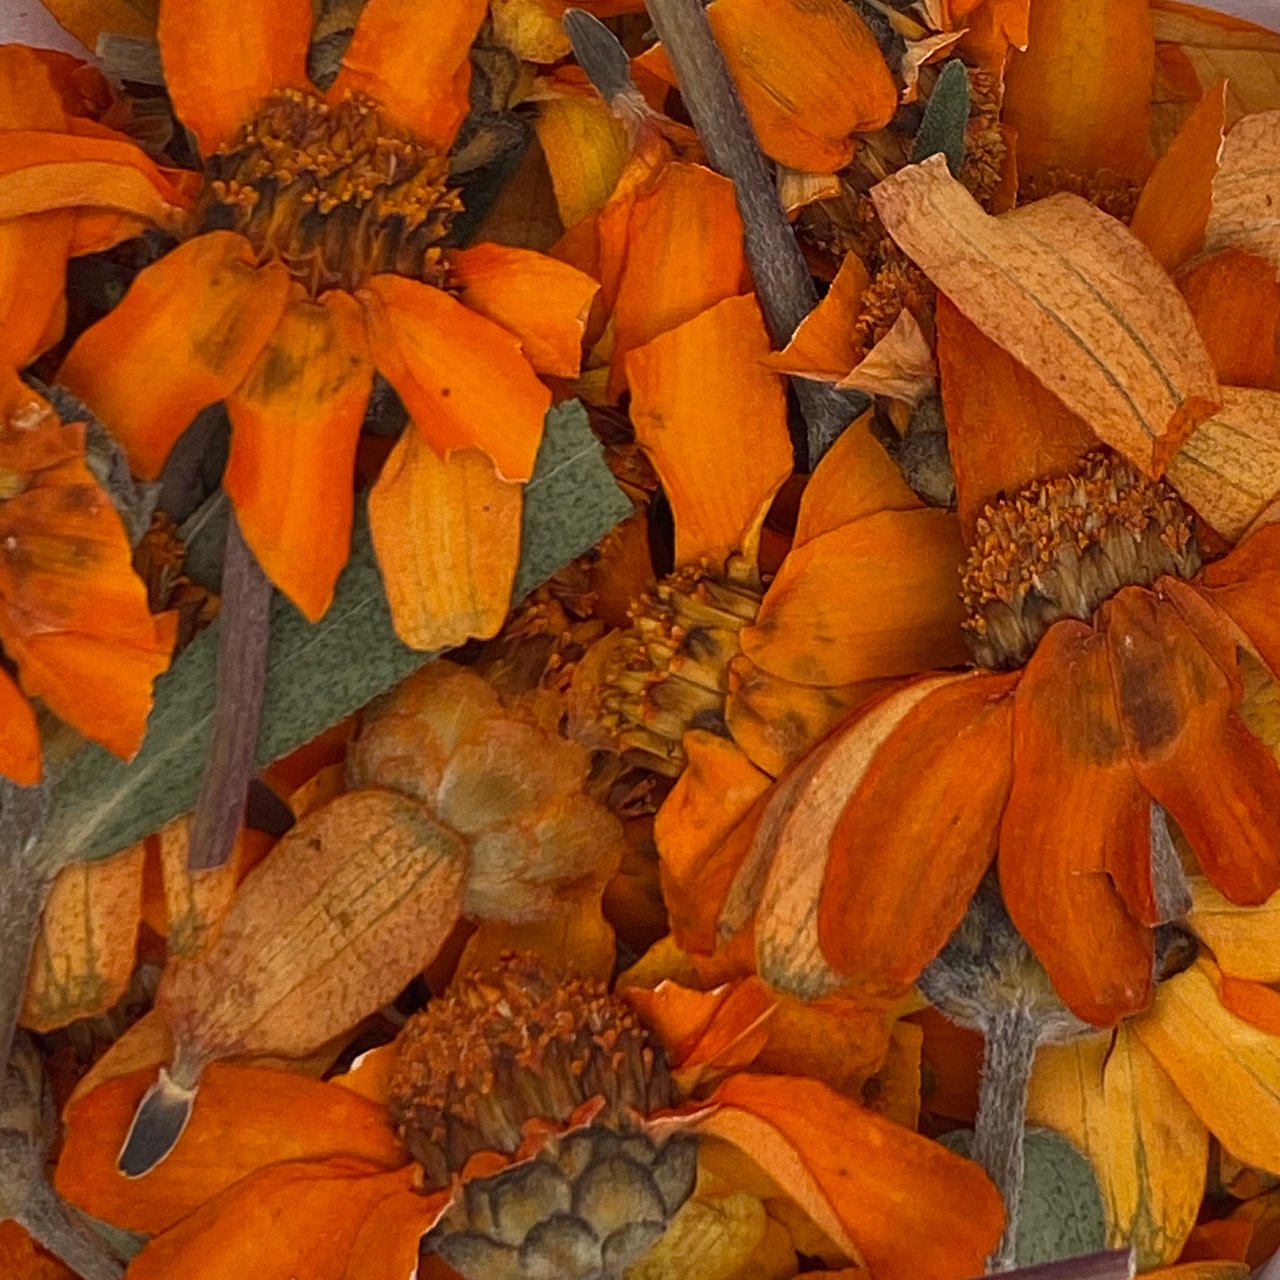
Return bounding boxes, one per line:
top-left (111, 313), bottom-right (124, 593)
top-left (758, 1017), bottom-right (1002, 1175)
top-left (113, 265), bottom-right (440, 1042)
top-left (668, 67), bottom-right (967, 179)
top-left (1131, 82), bottom-right (1227, 273)
top-left (817, 673), bottom-right (1018, 989)
top-left (1179, 249), bottom-right (1280, 390)
top-left (58, 232), bottom-right (291, 479)
top-left (1197, 522), bottom-right (1280, 675)
top-left (446, 242), bottom-right (598, 377)
top-left (369, 434), bottom-right (522, 650)
top-left (0, 668), bottom-right (40, 785)
top-left (360, 273), bottom-right (548, 482)
top-left (0, 1220), bottom-right (77, 1280)
top-left (224, 288), bottom-right (372, 621)
top-left (626, 293), bottom-right (791, 569)
top-left (655, 730), bottom-right (772, 955)
top-left (697, 1074), bottom-right (1005, 1280)
top-left (158, 0), bottom-right (311, 156)
top-left (331, 0), bottom-right (487, 149)
top-left (936, 296), bottom-right (1096, 538)
top-left (0, 212), bottom-right (74, 368)
top-left (742, 508), bottom-right (969, 687)
top-left (127, 1160), bottom-right (424, 1280)
top-left (0, 45), bottom-right (69, 130)
top-left (55, 1064), bottom-right (405, 1234)
top-left (792, 410), bottom-right (920, 547)
top-left (764, 240), bottom-right (868, 382)
top-left (1217, 972), bottom-right (1280, 1037)
top-left (999, 620), bottom-right (1154, 1025)
top-left (1003, 0), bottom-right (1154, 183)
top-left (346, 1177), bottom-right (451, 1280)
top-left (956, 0), bottom-right (1031, 75)
top-left (1105, 585), bottom-right (1280, 904)
top-left (609, 160), bottom-right (748, 399)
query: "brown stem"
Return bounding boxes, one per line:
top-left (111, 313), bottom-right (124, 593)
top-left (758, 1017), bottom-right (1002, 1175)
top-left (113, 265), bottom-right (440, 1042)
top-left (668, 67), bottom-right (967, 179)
top-left (975, 1250), bottom-right (1134, 1280)
top-left (186, 514), bottom-right (272, 871)
top-left (638, 0), bottom-right (863, 465)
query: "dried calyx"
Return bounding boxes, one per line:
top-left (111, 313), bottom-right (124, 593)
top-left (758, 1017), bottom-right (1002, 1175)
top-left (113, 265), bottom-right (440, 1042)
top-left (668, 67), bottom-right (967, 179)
top-left (388, 955), bottom-right (674, 1189)
top-left (961, 450), bottom-right (1199, 669)
top-left (592, 556), bottom-right (763, 776)
top-left (194, 89), bottom-right (461, 294)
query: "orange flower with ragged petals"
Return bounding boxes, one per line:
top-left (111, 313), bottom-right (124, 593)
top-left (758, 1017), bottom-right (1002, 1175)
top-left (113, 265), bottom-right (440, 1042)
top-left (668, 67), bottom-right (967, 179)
top-left (46, 0), bottom-right (598, 625)
top-left (55, 955), bottom-right (1004, 1280)
top-left (0, 372), bottom-right (173, 785)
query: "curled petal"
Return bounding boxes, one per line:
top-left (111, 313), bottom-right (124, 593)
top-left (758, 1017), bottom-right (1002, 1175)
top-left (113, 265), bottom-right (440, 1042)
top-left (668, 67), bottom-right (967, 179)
top-left (0, 668), bottom-right (39, 784)
top-left (1178, 249), bottom-right (1280, 390)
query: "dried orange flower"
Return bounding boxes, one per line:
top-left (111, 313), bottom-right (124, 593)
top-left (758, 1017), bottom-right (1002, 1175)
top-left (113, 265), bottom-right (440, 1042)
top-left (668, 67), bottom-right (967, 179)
top-left (40, 0), bottom-right (598, 622)
top-left (0, 373), bottom-right (173, 784)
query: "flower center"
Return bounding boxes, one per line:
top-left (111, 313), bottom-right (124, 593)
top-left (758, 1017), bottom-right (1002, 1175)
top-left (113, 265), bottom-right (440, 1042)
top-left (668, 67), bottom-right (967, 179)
top-left (960, 451), bottom-right (1199, 669)
top-left (194, 89), bottom-right (461, 294)
top-left (592, 556), bottom-right (764, 776)
top-left (388, 955), bottom-right (675, 1191)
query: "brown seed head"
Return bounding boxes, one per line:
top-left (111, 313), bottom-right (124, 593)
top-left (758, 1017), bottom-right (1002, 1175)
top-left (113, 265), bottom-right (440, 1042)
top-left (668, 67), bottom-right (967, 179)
top-left (388, 956), bottom-right (674, 1190)
top-left (195, 88), bottom-right (461, 294)
top-left (961, 450), bottom-right (1199, 668)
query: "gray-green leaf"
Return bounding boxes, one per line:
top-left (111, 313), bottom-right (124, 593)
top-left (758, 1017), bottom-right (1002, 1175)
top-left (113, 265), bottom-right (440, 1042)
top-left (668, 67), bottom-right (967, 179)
top-left (911, 59), bottom-right (969, 177)
top-left (32, 400), bottom-right (629, 872)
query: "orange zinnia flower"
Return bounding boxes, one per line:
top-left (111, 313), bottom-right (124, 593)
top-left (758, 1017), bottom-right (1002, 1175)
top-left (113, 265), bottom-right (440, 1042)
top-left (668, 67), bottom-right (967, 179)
top-left (55, 957), bottom-right (1004, 1280)
top-left (50, 0), bottom-right (598, 622)
top-left (0, 372), bottom-right (173, 784)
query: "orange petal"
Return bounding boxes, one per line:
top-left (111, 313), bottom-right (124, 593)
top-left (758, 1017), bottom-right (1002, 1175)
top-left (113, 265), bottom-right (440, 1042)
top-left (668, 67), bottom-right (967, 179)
top-left (741, 507), bottom-right (969, 687)
top-left (369, 433), bottom-right (522, 650)
top-left (609, 160), bottom-right (748, 399)
top-left (0, 667), bottom-right (40, 785)
top-left (334, 1042), bottom-right (399, 1107)
top-left (0, 1220), bottom-right (77, 1280)
top-left (788, 414), bottom-right (921, 545)
top-left (1187, 875), bottom-right (1280, 984)
top-left (127, 1160), bottom-right (429, 1280)
top-left (1002, 0), bottom-right (1154, 183)
top-left (1178, 249), bottom-right (1280, 390)
top-left (655, 730), bottom-right (772, 955)
top-left (816, 672), bottom-right (1018, 990)
top-left (626, 293), bottom-right (791, 568)
top-left (533, 95), bottom-right (629, 229)
top-left (158, 0), bottom-right (311, 156)
top-left (643, 0), bottom-right (896, 173)
top-left (999, 620), bottom-right (1154, 1026)
top-left (58, 232), bottom-right (291, 479)
top-left (1217, 972), bottom-right (1280, 1037)
top-left (55, 1063), bottom-right (405, 1233)
top-left (360, 273), bottom-right (548, 482)
top-left (1105, 584), bottom-right (1280, 904)
top-left (937, 295), bottom-right (1097, 537)
top-left (1131, 82), bottom-right (1227, 273)
top-left (0, 212), bottom-right (74, 368)
top-left (956, 0), bottom-right (1031, 74)
top-left (872, 159), bottom-right (1220, 477)
top-left (766, 241), bottom-right (869, 382)
top-left (330, 0), bottom-right (487, 149)
top-left (0, 45), bottom-right (70, 131)
top-left (1197, 522), bottom-right (1280, 676)
top-left (224, 287), bottom-right (372, 621)
top-left (698, 1074), bottom-right (1005, 1280)
top-left (446, 242), bottom-right (599, 378)
top-left (346, 1175), bottom-right (451, 1280)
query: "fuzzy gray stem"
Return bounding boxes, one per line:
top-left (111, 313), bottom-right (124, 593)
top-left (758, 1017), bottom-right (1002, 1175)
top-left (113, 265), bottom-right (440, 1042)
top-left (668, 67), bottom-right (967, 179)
top-left (981, 1249), bottom-right (1134, 1280)
top-left (18, 1185), bottom-right (125, 1280)
top-left (976, 1007), bottom-right (1040, 1272)
top-left (0, 783), bottom-right (51, 1072)
top-left (186, 514), bottom-right (272, 871)
top-left (642, 0), bottom-right (863, 465)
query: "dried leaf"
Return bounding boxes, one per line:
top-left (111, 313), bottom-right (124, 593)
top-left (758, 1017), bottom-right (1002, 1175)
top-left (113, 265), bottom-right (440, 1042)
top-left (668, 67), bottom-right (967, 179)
top-left (911, 58), bottom-right (970, 172)
top-left (835, 309), bottom-right (936, 405)
top-left (1166, 386), bottom-right (1280, 539)
top-left (871, 155), bottom-right (1221, 474)
top-left (31, 400), bottom-right (628, 872)
top-left (1206, 109), bottom-right (1280, 274)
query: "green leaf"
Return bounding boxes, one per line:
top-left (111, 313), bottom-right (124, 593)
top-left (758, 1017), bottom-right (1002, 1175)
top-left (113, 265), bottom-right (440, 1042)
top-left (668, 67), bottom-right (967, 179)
top-left (911, 59), bottom-right (969, 177)
top-left (942, 1127), bottom-right (1107, 1266)
top-left (33, 400), bottom-right (629, 872)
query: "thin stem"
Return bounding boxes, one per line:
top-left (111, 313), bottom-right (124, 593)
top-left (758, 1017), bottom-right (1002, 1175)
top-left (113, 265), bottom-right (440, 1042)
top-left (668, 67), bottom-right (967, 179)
top-left (979, 1250), bottom-right (1134, 1280)
top-left (0, 782), bottom-right (51, 1072)
top-left (975, 1006), bottom-right (1040, 1272)
top-left (186, 513), bottom-right (272, 871)
top-left (640, 0), bottom-right (863, 465)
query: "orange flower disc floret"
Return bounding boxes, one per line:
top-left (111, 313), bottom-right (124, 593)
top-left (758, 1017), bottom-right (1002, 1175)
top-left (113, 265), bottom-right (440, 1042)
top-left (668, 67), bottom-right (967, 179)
top-left (961, 450), bottom-right (1200, 668)
top-left (388, 955), bottom-right (674, 1188)
top-left (194, 88), bottom-right (460, 294)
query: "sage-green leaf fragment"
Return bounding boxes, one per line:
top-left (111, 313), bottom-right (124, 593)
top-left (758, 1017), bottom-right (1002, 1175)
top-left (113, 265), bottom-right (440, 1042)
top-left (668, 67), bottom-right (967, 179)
top-left (911, 59), bottom-right (969, 176)
top-left (33, 400), bottom-right (628, 872)
top-left (943, 1127), bottom-right (1106, 1266)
